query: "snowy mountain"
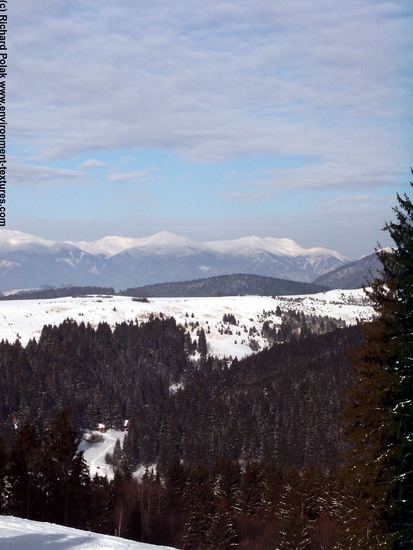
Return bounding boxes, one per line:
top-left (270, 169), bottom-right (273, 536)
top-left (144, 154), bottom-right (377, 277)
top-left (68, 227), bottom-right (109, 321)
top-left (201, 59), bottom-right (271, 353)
top-left (0, 516), bottom-right (176, 550)
top-left (0, 230), bottom-right (348, 291)
top-left (0, 230), bottom-right (108, 291)
top-left (313, 250), bottom-right (386, 289)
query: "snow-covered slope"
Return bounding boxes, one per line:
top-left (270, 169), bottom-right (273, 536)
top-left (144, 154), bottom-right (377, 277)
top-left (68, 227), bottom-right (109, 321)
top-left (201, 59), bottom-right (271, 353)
top-left (67, 236), bottom-right (146, 258)
top-left (206, 235), bottom-right (345, 260)
top-left (0, 230), bottom-right (348, 290)
top-left (0, 516), bottom-right (176, 550)
top-left (0, 291), bottom-right (374, 359)
top-left (78, 429), bottom-right (127, 480)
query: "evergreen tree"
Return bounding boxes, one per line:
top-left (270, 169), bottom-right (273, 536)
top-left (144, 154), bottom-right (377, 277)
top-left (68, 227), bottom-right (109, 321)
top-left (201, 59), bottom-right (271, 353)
top-left (198, 328), bottom-right (208, 363)
top-left (87, 474), bottom-right (113, 535)
top-left (165, 458), bottom-right (188, 545)
top-left (40, 408), bottom-right (89, 527)
top-left (184, 465), bottom-right (215, 549)
top-left (0, 432), bottom-right (7, 513)
top-left (238, 461), bottom-right (264, 516)
top-left (206, 510), bottom-right (237, 550)
top-left (7, 420), bottom-right (41, 519)
top-left (342, 178), bottom-right (413, 549)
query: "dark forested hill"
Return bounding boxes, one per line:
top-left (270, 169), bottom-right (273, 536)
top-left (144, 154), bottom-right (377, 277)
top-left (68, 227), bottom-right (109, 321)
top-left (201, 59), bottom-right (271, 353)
top-left (131, 325), bottom-right (363, 472)
top-left (119, 273), bottom-right (328, 297)
top-left (0, 286), bottom-right (115, 301)
top-left (0, 315), bottom-right (362, 473)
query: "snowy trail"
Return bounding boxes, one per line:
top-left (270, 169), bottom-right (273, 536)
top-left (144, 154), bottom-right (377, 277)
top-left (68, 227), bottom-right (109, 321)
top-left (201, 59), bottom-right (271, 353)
top-left (78, 430), bottom-right (126, 480)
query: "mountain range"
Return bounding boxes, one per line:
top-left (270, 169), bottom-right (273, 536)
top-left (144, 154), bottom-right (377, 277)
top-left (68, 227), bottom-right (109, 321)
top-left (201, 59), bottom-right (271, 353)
top-left (0, 229), bottom-right (350, 291)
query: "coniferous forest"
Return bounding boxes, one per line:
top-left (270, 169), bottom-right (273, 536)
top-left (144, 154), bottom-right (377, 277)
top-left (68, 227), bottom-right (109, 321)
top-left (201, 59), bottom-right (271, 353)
top-left (0, 184), bottom-right (412, 548)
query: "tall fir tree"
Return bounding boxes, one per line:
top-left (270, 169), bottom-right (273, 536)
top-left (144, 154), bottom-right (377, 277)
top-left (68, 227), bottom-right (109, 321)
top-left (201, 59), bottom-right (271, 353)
top-left (342, 177), bottom-right (413, 549)
top-left (7, 420), bottom-right (41, 520)
top-left (40, 408), bottom-right (89, 527)
top-left (0, 432), bottom-right (7, 514)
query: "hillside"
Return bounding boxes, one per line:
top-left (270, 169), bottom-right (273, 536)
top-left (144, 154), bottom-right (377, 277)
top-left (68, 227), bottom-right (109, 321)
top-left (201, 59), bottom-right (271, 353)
top-left (0, 290), bottom-right (374, 550)
top-left (0, 290), bottom-right (374, 358)
top-left (119, 273), bottom-right (328, 297)
top-left (312, 250), bottom-right (384, 289)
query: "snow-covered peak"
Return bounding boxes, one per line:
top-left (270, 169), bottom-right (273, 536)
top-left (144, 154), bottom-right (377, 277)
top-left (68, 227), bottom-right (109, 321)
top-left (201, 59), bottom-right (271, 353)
top-left (67, 236), bottom-right (145, 258)
top-left (123, 231), bottom-right (211, 257)
top-left (304, 247), bottom-right (348, 262)
top-left (0, 230), bottom-right (82, 256)
top-left (205, 235), bottom-right (325, 258)
top-left (69, 232), bottom-right (212, 258)
top-left (0, 229), bottom-right (55, 249)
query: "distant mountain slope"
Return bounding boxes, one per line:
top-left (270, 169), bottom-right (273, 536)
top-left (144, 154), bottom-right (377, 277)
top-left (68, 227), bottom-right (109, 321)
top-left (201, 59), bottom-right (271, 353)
top-left (312, 250), bottom-right (385, 289)
top-left (0, 230), bottom-right (348, 291)
top-left (119, 273), bottom-right (328, 297)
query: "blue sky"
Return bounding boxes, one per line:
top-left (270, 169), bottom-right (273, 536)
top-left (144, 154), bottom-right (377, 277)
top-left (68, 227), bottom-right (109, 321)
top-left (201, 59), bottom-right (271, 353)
top-left (6, 1), bottom-right (413, 258)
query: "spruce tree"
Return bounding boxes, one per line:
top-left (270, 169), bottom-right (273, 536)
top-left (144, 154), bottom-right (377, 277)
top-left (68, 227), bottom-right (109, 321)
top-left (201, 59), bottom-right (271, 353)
top-left (342, 177), bottom-right (413, 549)
top-left (381, 184), bottom-right (413, 548)
top-left (7, 420), bottom-right (41, 519)
top-left (40, 408), bottom-right (89, 527)
top-left (0, 433), bottom-right (7, 513)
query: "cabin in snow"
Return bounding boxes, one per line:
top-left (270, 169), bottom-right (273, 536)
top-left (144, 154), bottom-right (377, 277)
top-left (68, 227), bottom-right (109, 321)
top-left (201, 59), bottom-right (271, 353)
top-left (97, 423), bottom-right (107, 433)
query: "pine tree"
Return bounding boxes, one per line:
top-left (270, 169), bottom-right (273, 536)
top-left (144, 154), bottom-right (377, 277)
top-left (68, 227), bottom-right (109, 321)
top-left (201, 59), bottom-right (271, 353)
top-left (7, 420), bottom-right (41, 519)
top-left (40, 408), bottom-right (90, 527)
top-left (87, 474), bottom-right (113, 535)
top-left (277, 467), bottom-right (311, 550)
top-left (380, 184), bottom-right (413, 548)
top-left (198, 328), bottom-right (208, 363)
top-left (0, 432), bottom-right (8, 513)
top-left (184, 465), bottom-right (215, 549)
top-left (206, 510), bottom-right (237, 550)
top-left (341, 178), bottom-right (413, 549)
top-left (238, 461), bottom-right (264, 516)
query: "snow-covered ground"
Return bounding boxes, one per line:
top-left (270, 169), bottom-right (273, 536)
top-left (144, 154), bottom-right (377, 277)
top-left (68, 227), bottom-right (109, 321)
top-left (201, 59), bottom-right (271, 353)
top-left (0, 290), bottom-right (374, 359)
top-left (0, 516), bottom-right (176, 550)
top-left (78, 429), bottom-right (156, 481)
top-left (78, 429), bottom-right (126, 480)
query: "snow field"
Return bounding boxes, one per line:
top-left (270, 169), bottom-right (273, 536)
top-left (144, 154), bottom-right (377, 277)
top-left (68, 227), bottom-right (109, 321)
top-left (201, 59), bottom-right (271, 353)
top-left (0, 290), bottom-right (374, 359)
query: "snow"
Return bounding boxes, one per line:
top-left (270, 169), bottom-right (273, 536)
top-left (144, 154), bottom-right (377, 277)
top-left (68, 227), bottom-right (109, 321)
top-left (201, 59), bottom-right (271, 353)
top-left (68, 231), bottom-right (211, 258)
top-left (67, 236), bottom-right (145, 258)
top-left (0, 516), bottom-right (177, 550)
top-left (78, 429), bottom-right (126, 480)
top-left (66, 232), bottom-right (347, 261)
top-left (0, 289), bottom-right (374, 359)
top-left (0, 229), bottom-right (54, 248)
top-left (206, 235), bottom-right (347, 260)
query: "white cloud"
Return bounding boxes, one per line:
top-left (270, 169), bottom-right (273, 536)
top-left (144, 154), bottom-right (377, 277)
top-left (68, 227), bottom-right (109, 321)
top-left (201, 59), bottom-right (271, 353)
top-left (108, 168), bottom-right (160, 183)
top-left (8, 1), bottom-right (411, 183)
top-left (5, 0), bottom-right (412, 258)
top-left (8, 159), bottom-right (83, 187)
top-left (79, 159), bottom-right (109, 169)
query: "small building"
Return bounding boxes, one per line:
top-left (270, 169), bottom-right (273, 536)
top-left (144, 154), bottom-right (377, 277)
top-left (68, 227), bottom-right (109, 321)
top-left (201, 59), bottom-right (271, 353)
top-left (123, 419), bottom-right (129, 431)
top-left (97, 423), bottom-right (107, 433)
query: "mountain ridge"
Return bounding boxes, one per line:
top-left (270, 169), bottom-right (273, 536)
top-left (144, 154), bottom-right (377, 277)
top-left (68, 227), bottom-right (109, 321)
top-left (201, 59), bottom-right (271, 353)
top-left (0, 229), bottom-right (349, 291)
top-left (119, 273), bottom-right (328, 298)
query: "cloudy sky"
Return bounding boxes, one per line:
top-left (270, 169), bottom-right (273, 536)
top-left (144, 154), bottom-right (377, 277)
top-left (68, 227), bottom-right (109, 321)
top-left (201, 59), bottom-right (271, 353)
top-left (6, 1), bottom-right (413, 258)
